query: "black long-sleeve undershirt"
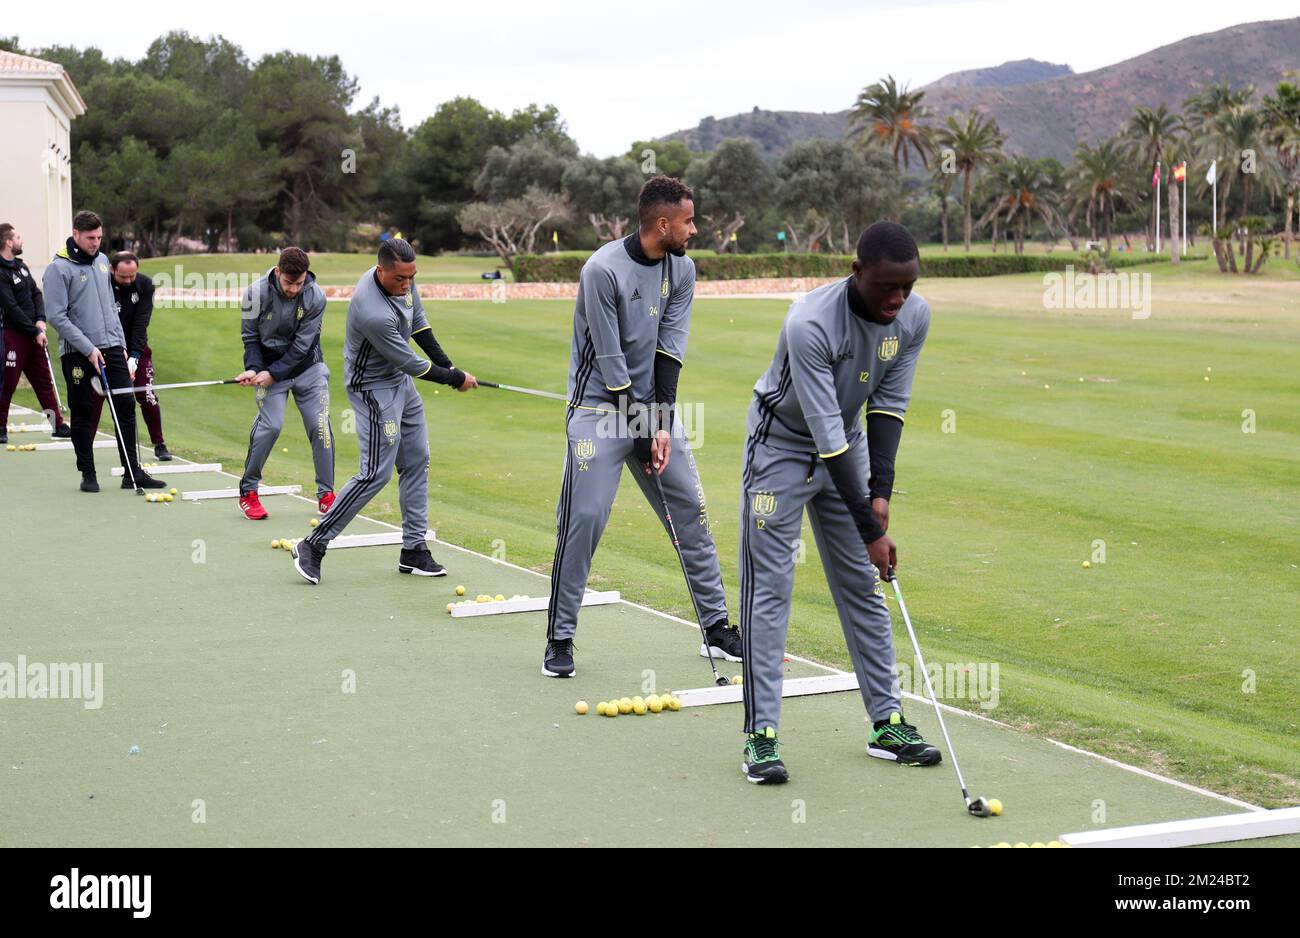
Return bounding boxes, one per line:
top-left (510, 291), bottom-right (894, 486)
top-left (866, 411), bottom-right (904, 501)
top-left (823, 450), bottom-right (887, 546)
top-left (412, 328), bottom-right (465, 387)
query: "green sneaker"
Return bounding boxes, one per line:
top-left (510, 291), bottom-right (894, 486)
top-left (868, 712), bottom-right (942, 766)
top-left (742, 727), bottom-right (790, 784)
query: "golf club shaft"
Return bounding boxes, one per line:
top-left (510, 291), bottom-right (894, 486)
top-left (890, 575), bottom-right (970, 798)
top-left (97, 378), bottom-right (241, 397)
top-left (653, 471), bottom-right (725, 683)
top-left (97, 361), bottom-right (139, 492)
top-left (42, 343), bottom-right (64, 415)
top-left (478, 381), bottom-right (568, 403)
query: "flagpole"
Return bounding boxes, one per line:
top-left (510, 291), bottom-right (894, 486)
top-left (1182, 174), bottom-right (1187, 256)
top-left (1155, 160), bottom-right (1161, 253)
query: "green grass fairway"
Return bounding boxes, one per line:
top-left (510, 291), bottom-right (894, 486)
top-left (137, 252), bottom-right (511, 286)
top-left (3, 260), bottom-right (1297, 844)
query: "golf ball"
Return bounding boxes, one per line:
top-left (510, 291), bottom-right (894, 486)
top-left (575, 701), bottom-right (589, 715)
top-left (494, 594), bottom-right (505, 602)
top-left (617, 698), bottom-right (632, 715)
top-left (604, 704), bottom-right (618, 718)
top-left (455, 585), bottom-right (466, 596)
top-left (170, 488), bottom-right (178, 495)
top-left (596, 702), bottom-right (608, 716)
top-left (988, 798), bottom-right (1003, 816)
top-left (309, 518), bottom-right (319, 527)
top-left (666, 696), bottom-right (681, 711)
top-left (5, 445), bottom-right (14, 452)
top-left (1082, 560), bottom-right (1091, 568)
top-left (446, 603), bottom-right (454, 614)
top-left (648, 697), bottom-right (663, 713)
top-left (633, 701), bottom-right (648, 716)
top-left (731, 675), bottom-right (743, 685)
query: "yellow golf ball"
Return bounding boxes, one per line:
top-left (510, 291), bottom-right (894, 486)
top-left (282, 447), bottom-right (288, 453)
top-left (575, 701), bottom-right (589, 715)
top-left (994, 842), bottom-right (1011, 849)
top-left (731, 675), bottom-right (743, 685)
top-left (596, 702), bottom-right (608, 716)
top-left (170, 487), bottom-right (178, 496)
top-left (455, 585), bottom-right (466, 596)
top-left (988, 798), bottom-right (1003, 816)
top-left (5, 445), bottom-right (14, 452)
top-left (271, 539), bottom-right (281, 549)
top-left (604, 704), bottom-right (618, 718)
top-left (494, 594), bottom-right (505, 602)
top-left (632, 696), bottom-right (645, 709)
top-left (1047, 841), bottom-right (1064, 848)
top-left (648, 697), bottom-right (663, 713)
top-left (309, 518), bottom-right (319, 527)
top-left (667, 696), bottom-right (681, 711)
top-left (1014, 842), bottom-right (1029, 849)
top-left (1030, 842), bottom-right (1046, 849)
top-left (617, 698), bottom-right (632, 715)
top-left (633, 701), bottom-right (648, 715)
top-left (1082, 560), bottom-right (1091, 568)
top-left (446, 603), bottom-right (454, 614)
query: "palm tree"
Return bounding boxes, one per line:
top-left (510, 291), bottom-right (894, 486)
top-left (1066, 140), bottom-right (1131, 251)
top-left (930, 161), bottom-right (957, 252)
top-left (1184, 82), bottom-right (1256, 224)
top-left (1210, 107), bottom-right (1279, 222)
top-left (976, 156), bottom-right (1066, 254)
top-left (849, 75), bottom-right (932, 171)
top-left (933, 108), bottom-right (1006, 251)
top-left (1263, 82), bottom-right (1300, 258)
top-left (1122, 105), bottom-right (1179, 250)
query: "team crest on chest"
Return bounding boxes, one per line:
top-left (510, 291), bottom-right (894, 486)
top-left (297, 305), bottom-right (305, 320)
top-left (131, 292), bottom-right (139, 304)
top-left (98, 263), bottom-right (108, 273)
top-left (660, 278), bottom-right (669, 297)
top-left (878, 336), bottom-right (900, 361)
top-left (404, 293), bottom-right (413, 309)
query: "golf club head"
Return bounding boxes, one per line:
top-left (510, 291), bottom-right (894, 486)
top-left (968, 797), bottom-right (992, 818)
top-left (715, 675), bottom-right (732, 687)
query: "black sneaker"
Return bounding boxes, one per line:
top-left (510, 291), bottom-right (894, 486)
top-left (743, 728), bottom-right (790, 784)
top-left (292, 540), bottom-right (325, 585)
top-left (867, 712), bottom-right (942, 766)
top-left (702, 620), bottom-right (743, 662)
top-left (542, 638), bottom-right (575, 678)
top-left (154, 443), bottom-right (173, 461)
top-left (398, 544), bottom-right (446, 577)
top-left (0, 430), bottom-right (7, 444)
top-left (123, 470), bottom-right (167, 490)
top-left (52, 425), bottom-right (72, 439)
top-left (80, 472), bottom-right (99, 493)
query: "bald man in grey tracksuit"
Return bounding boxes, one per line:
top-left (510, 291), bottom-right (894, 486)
top-left (543, 177), bottom-right (740, 679)
top-left (739, 221), bottom-right (942, 785)
top-left (292, 240), bottom-right (476, 585)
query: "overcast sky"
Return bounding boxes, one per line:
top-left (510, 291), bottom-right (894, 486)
top-left (10, 1), bottom-right (1298, 156)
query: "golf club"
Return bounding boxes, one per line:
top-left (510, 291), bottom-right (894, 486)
top-left (477, 380), bottom-right (568, 403)
top-left (889, 571), bottom-right (993, 818)
top-left (652, 469), bottom-right (730, 687)
top-left (91, 377), bottom-right (242, 397)
top-left (96, 360), bottom-right (143, 496)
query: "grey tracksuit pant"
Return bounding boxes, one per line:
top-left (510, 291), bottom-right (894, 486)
top-left (547, 406), bottom-right (728, 641)
top-left (306, 375), bottom-right (430, 550)
top-left (240, 362), bottom-right (335, 498)
top-left (739, 432), bottom-right (901, 733)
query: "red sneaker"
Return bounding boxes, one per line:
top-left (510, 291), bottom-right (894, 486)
top-left (239, 491), bottom-right (268, 520)
top-left (318, 492), bottom-right (336, 514)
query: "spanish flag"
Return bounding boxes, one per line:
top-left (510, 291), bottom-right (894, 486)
top-left (1173, 162), bottom-right (1187, 182)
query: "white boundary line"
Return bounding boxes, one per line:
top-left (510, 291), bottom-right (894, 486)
top-left (1059, 806), bottom-right (1300, 848)
top-left (60, 413), bottom-right (1261, 814)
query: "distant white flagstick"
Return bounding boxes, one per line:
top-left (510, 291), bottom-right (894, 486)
top-left (91, 377), bottom-right (241, 397)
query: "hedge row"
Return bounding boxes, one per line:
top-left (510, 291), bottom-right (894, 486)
top-left (512, 251), bottom-right (1159, 282)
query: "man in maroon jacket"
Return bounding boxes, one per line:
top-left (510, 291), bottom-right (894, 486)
top-left (0, 223), bottom-right (71, 444)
